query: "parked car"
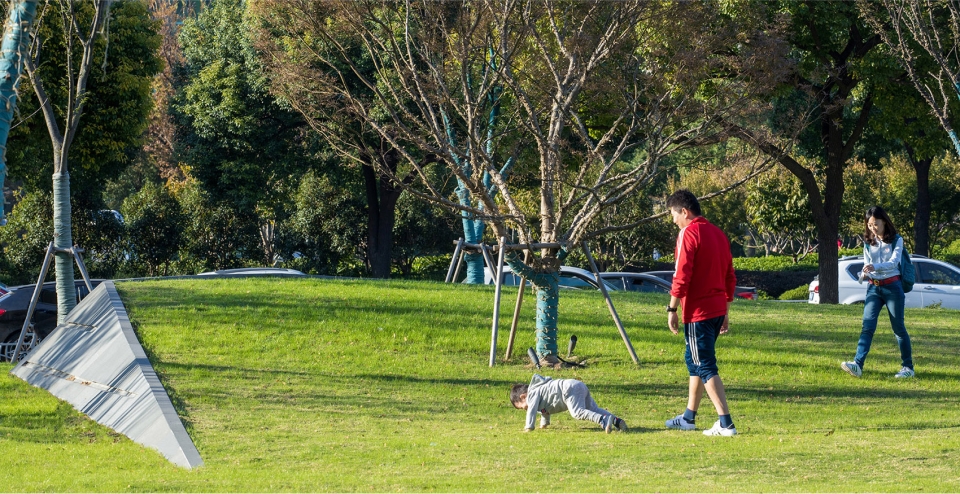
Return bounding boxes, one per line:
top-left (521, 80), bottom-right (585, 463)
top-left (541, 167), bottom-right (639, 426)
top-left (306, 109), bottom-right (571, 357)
top-left (643, 270), bottom-right (759, 300)
top-left (197, 268), bottom-right (307, 277)
top-left (597, 272), bottom-right (672, 294)
top-left (484, 265), bottom-right (620, 291)
top-left (0, 279), bottom-right (104, 360)
top-left (808, 255), bottom-right (960, 309)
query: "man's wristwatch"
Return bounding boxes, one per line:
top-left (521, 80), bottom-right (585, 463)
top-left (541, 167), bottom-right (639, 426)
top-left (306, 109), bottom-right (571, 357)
top-left (666, 306), bottom-right (678, 313)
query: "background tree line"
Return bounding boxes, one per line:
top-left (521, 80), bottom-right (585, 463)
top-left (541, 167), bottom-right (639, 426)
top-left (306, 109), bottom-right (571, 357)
top-left (0, 0), bottom-right (958, 303)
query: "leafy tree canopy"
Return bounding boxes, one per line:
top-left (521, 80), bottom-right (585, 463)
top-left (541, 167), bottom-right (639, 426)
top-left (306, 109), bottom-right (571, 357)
top-left (174, 0), bottom-right (316, 217)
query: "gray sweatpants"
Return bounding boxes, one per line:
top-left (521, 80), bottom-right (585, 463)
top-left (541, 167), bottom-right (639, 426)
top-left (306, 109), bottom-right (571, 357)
top-left (560, 380), bottom-right (610, 425)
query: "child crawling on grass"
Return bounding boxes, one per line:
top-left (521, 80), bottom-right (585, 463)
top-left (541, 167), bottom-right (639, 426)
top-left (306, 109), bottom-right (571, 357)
top-left (510, 374), bottom-right (627, 433)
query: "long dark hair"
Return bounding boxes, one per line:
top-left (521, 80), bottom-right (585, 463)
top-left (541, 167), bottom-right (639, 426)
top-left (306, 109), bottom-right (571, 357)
top-left (864, 206), bottom-right (898, 246)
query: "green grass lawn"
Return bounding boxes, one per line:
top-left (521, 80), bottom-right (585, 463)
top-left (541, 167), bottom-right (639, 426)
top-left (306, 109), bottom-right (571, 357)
top-left (2, 277), bottom-right (960, 491)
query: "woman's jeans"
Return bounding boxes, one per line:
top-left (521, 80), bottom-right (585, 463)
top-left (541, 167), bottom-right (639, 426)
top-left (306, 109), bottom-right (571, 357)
top-left (855, 280), bottom-right (913, 370)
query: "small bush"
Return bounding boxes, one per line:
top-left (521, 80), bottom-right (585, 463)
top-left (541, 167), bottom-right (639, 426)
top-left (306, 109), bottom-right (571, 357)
top-left (733, 255), bottom-right (818, 272)
top-left (404, 255), bottom-right (450, 281)
top-left (779, 284), bottom-right (811, 300)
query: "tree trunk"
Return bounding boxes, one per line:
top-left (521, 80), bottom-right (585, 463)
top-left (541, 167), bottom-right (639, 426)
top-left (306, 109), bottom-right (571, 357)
top-left (459, 202), bottom-right (486, 283)
top-left (362, 161), bottom-right (401, 279)
top-left (0, 0), bottom-right (38, 214)
top-left (815, 216), bottom-right (840, 304)
top-left (53, 172), bottom-right (76, 322)
top-left (504, 253), bottom-right (562, 357)
top-left (532, 278), bottom-right (560, 358)
top-left (909, 154), bottom-right (932, 257)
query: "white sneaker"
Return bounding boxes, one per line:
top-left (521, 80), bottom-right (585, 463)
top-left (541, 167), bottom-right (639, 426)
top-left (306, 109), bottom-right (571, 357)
top-left (665, 414), bottom-right (696, 431)
top-left (894, 367), bottom-right (915, 378)
top-left (841, 361), bottom-right (862, 378)
top-left (703, 420), bottom-right (737, 437)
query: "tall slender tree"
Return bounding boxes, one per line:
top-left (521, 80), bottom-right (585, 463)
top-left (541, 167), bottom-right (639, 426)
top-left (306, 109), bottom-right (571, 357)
top-left (860, 0), bottom-right (960, 256)
top-left (24, 0), bottom-right (112, 321)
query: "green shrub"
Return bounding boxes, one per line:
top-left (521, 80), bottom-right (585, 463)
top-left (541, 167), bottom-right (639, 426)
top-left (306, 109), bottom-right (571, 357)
top-left (122, 183), bottom-right (185, 276)
top-left (839, 247), bottom-right (861, 257)
top-left (177, 182), bottom-right (261, 271)
top-left (0, 191), bottom-right (130, 283)
top-left (778, 284), bottom-right (811, 300)
top-left (403, 254), bottom-right (450, 281)
top-left (274, 171), bottom-right (365, 276)
top-left (733, 255), bottom-right (818, 272)
top-left (0, 191), bottom-right (52, 285)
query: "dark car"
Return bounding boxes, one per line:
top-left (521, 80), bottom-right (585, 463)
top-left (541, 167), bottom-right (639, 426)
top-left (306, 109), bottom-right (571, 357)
top-left (643, 270), bottom-right (758, 300)
top-left (0, 279), bottom-right (104, 360)
top-left (597, 272), bottom-right (673, 294)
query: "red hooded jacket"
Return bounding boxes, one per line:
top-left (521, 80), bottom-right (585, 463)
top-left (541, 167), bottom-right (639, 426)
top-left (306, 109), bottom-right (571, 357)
top-left (671, 216), bottom-right (736, 323)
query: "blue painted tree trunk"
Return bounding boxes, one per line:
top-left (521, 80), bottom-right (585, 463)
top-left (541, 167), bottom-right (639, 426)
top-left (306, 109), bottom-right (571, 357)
top-left (0, 0), bottom-right (38, 223)
top-left (456, 185), bottom-right (486, 284)
top-left (445, 55), bottom-right (512, 284)
top-left (504, 251), bottom-right (566, 357)
top-left (947, 80), bottom-right (960, 155)
top-left (531, 273), bottom-right (560, 357)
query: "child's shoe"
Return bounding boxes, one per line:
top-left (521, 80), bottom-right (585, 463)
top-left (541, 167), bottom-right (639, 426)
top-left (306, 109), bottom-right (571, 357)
top-left (665, 414), bottom-right (696, 431)
top-left (614, 416), bottom-right (628, 432)
top-left (703, 420), bottom-right (737, 436)
top-left (602, 414), bottom-right (622, 433)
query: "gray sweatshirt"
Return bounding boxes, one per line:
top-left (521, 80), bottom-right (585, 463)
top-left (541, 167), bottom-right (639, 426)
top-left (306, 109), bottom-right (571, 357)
top-left (524, 374), bottom-right (576, 430)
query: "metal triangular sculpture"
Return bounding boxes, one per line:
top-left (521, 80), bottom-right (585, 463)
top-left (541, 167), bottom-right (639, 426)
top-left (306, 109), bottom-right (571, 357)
top-left (10, 281), bottom-right (203, 469)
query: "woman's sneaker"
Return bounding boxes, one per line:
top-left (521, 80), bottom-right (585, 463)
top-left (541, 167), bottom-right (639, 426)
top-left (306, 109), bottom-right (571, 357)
top-left (665, 414), bottom-right (696, 431)
top-left (703, 420), bottom-right (737, 437)
top-left (841, 361), bottom-right (862, 378)
top-left (894, 367), bottom-right (915, 378)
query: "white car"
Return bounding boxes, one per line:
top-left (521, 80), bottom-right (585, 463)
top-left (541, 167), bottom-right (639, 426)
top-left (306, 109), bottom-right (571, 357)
top-left (808, 255), bottom-right (960, 309)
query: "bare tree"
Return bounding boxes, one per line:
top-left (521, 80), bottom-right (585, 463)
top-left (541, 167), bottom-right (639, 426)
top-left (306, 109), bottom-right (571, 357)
top-left (862, 0), bottom-right (960, 156)
top-left (252, 0), bottom-right (768, 361)
top-left (24, 0), bottom-right (112, 321)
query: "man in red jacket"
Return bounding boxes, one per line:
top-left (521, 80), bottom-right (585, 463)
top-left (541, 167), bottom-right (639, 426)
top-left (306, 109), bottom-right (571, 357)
top-left (663, 189), bottom-right (738, 437)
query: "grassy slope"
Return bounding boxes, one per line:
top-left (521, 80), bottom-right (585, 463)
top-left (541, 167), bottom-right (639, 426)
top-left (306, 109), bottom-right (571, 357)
top-left (2, 277), bottom-right (959, 491)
